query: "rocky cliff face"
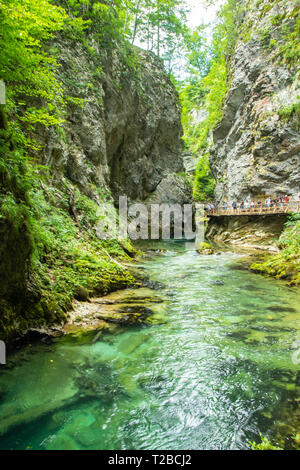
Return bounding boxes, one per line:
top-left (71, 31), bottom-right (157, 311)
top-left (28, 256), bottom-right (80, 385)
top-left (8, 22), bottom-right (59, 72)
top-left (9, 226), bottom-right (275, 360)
top-left (207, 0), bottom-right (299, 248)
top-left (206, 214), bottom-right (287, 250)
top-left (210, 0), bottom-right (300, 203)
top-left (37, 41), bottom-right (191, 208)
top-left (0, 36), bottom-right (191, 341)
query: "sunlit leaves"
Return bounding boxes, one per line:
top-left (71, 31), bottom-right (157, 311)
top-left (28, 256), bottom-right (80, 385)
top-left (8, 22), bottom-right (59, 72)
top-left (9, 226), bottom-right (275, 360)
top-left (0, 0), bottom-right (69, 129)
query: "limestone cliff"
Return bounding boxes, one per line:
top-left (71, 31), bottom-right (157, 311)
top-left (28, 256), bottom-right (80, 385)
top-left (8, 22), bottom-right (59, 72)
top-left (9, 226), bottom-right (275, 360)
top-left (38, 42), bottom-right (191, 207)
top-left (207, 0), bottom-right (299, 247)
top-left (0, 36), bottom-right (191, 341)
top-left (211, 0), bottom-right (299, 202)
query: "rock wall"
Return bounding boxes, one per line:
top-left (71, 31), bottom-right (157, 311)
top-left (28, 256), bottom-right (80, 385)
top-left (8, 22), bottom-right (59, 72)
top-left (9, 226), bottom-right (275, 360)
top-left (37, 41), bottom-right (191, 208)
top-left (210, 0), bottom-right (300, 203)
top-left (207, 0), bottom-right (299, 247)
top-left (0, 35), bottom-right (191, 341)
top-left (206, 214), bottom-right (287, 251)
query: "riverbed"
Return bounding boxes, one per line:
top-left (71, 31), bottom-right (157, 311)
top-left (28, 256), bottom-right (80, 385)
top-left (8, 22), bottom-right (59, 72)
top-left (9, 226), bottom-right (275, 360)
top-left (0, 241), bottom-right (299, 450)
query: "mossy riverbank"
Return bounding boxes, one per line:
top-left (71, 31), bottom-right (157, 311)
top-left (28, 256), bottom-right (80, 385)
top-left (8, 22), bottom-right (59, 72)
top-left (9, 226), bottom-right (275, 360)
top-left (204, 213), bottom-right (300, 287)
top-left (250, 215), bottom-right (300, 286)
top-left (0, 179), bottom-right (140, 344)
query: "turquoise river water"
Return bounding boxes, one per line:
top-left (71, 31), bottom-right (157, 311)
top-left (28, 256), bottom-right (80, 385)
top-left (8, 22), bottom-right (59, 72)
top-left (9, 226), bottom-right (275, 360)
top-left (0, 241), bottom-right (299, 450)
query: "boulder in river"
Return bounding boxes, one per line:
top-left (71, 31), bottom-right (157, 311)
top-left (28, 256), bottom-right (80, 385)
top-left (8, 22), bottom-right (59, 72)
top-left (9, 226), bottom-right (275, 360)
top-left (196, 242), bottom-right (214, 255)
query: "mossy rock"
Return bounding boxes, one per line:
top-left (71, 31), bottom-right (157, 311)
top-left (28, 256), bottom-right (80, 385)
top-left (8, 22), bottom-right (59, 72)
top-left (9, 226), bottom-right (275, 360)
top-left (250, 259), bottom-right (300, 286)
top-left (74, 286), bottom-right (90, 302)
top-left (196, 241), bottom-right (214, 255)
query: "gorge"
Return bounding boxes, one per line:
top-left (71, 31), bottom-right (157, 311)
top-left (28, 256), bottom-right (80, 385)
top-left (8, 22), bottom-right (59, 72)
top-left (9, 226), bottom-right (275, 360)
top-left (0, 0), bottom-right (299, 452)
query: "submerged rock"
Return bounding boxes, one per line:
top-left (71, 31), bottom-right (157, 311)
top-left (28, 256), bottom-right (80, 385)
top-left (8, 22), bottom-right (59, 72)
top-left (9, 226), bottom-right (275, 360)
top-left (118, 333), bottom-right (149, 355)
top-left (267, 306), bottom-right (296, 313)
top-left (63, 287), bottom-right (168, 332)
top-left (210, 280), bottom-right (225, 286)
top-left (46, 435), bottom-right (78, 451)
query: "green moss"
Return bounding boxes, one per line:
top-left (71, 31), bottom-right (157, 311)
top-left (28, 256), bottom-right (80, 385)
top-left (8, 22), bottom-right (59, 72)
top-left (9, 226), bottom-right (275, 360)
top-left (250, 215), bottom-right (300, 286)
top-left (0, 175), bottom-right (137, 342)
top-left (258, 25), bottom-right (272, 46)
top-left (271, 14), bottom-right (284, 26)
top-left (32, 185), bottom-right (137, 302)
top-left (176, 171), bottom-right (193, 187)
top-left (197, 242), bottom-right (213, 250)
top-left (276, 7), bottom-right (300, 68)
top-left (193, 154), bottom-right (216, 202)
top-left (278, 96), bottom-right (300, 127)
top-left (240, 3), bottom-right (299, 68)
top-left (240, 26), bottom-right (252, 42)
top-left (250, 435), bottom-right (283, 450)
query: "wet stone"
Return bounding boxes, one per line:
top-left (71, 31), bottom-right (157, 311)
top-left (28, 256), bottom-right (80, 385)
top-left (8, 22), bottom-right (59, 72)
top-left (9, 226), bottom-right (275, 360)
top-left (267, 306), bottom-right (296, 313)
top-left (210, 280), bottom-right (225, 286)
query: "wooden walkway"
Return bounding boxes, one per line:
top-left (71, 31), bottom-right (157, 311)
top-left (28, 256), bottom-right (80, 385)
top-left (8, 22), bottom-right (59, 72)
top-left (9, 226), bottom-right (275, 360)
top-left (206, 201), bottom-right (300, 217)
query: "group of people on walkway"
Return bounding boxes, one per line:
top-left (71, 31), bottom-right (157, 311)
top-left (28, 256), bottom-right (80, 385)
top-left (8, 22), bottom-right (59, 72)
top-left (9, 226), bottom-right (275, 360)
top-left (205, 194), bottom-right (300, 214)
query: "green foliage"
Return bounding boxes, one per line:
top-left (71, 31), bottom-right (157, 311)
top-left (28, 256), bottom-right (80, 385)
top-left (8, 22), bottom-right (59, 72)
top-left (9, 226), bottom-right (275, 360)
top-left (0, 0), bottom-right (70, 130)
top-left (250, 214), bottom-right (300, 286)
top-left (200, 58), bottom-right (228, 139)
top-left (0, 0), bottom-right (87, 251)
top-left (249, 435), bottom-right (283, 450)
top-left (210, 0), bottom-right (241, 61)
top-left (243, 2), bottom-right (300, 69)
top-left (0, 0), bottom-right (141, 336)
top-left (285, 213), bottom-right (300, 226)
top-left (127, 0), bottom-right (189, 71)
top-left (183, 25), bottom-right (210, 77)
top-left (277, 6), bottom-right (300, 68)
top-left (278, 96), bottom-right (300, 127)
top-left (29, 184), bottom-right (136, 311)
top-left (61, 0), bottom-right (189, 73)
top-left (179, 57), bottom-right (228, 154)
top-left (193, 155), bottom-right (216, 202)
top-left (179, 0), bottom-right (240, 202)
top-left (0, 0), bottom-right (72, 316)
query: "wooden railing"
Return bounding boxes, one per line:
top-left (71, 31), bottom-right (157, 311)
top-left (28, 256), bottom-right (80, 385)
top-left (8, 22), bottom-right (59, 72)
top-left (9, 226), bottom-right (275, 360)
top-left (206, 201), bottom-right (300, 217)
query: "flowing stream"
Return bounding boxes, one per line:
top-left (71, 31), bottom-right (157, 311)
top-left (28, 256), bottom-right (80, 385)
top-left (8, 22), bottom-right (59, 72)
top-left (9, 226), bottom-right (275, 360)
top-left (0, 241), bottom-right (299, 450)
